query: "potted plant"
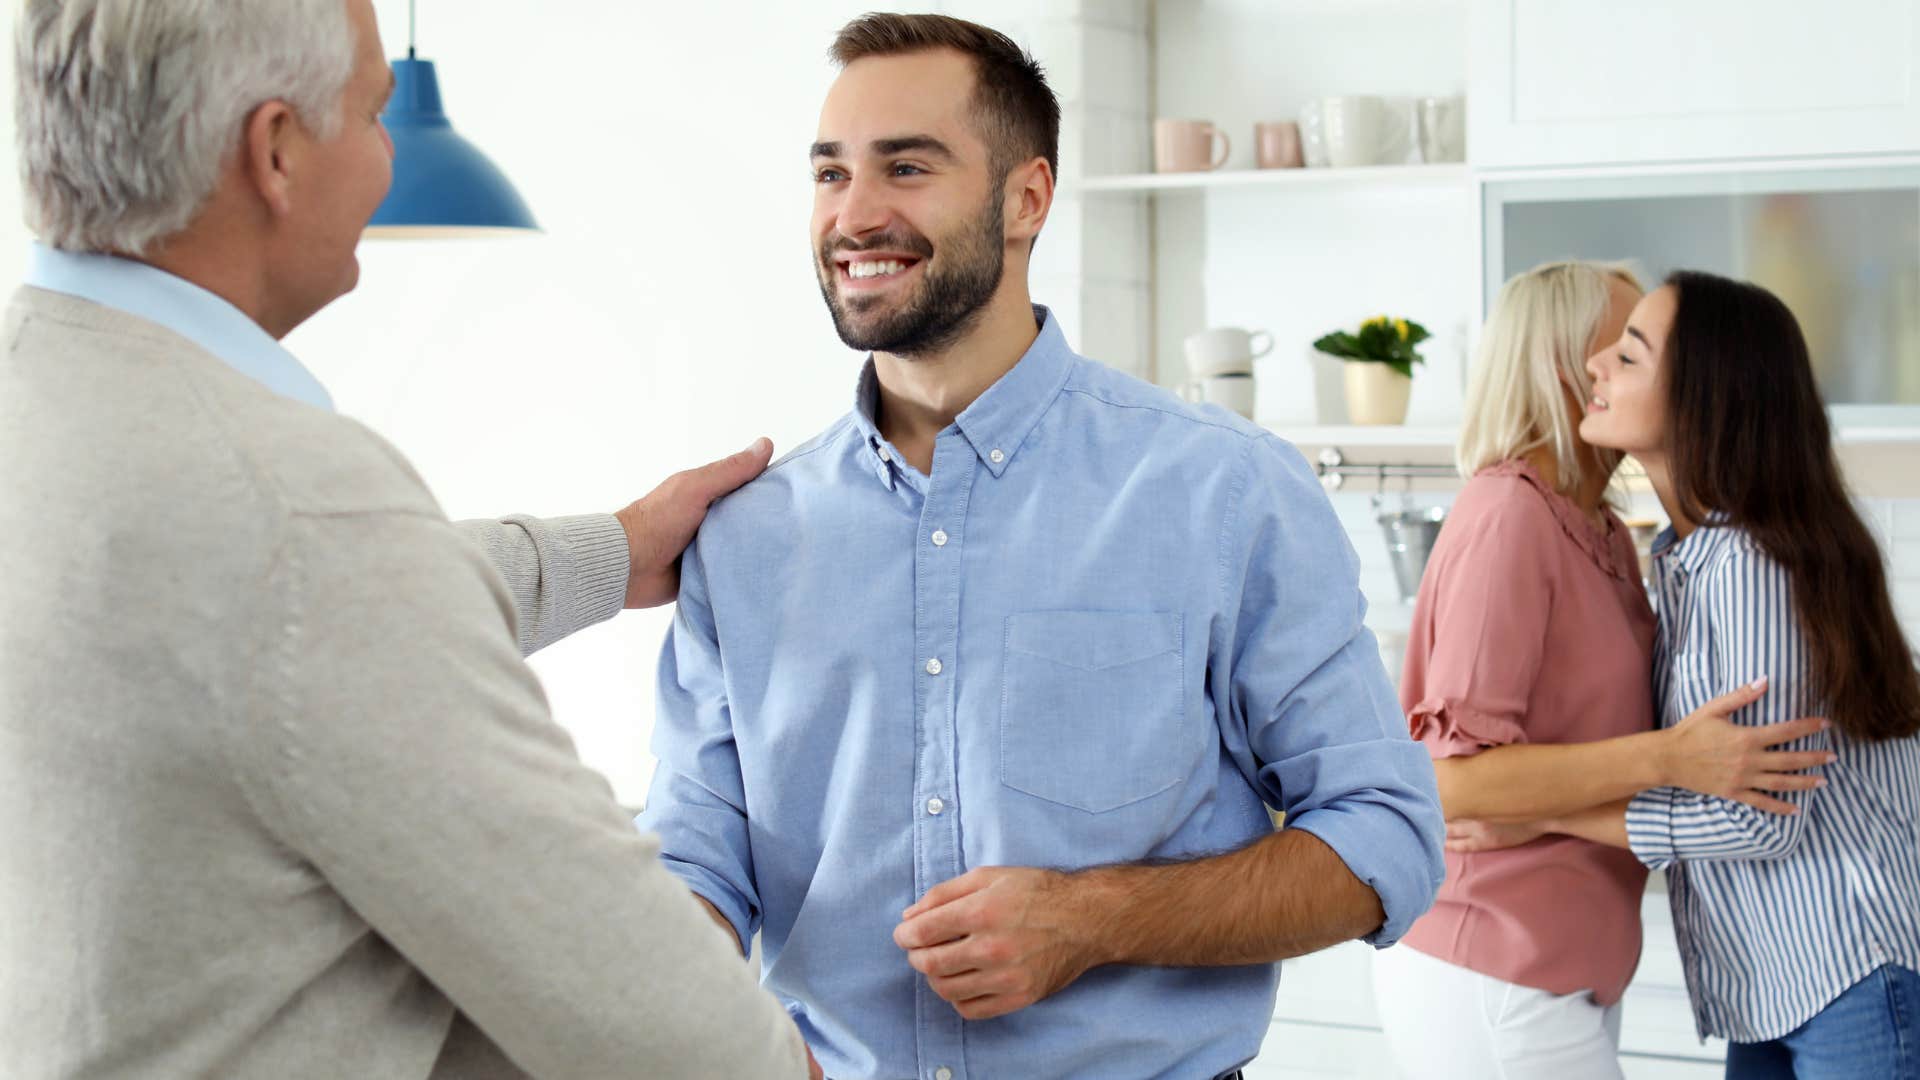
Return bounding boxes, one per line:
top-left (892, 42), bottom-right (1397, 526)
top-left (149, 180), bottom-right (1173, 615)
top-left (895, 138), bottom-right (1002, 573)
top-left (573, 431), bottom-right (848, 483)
top-left (1312, 315), bottom-right (1429, 425)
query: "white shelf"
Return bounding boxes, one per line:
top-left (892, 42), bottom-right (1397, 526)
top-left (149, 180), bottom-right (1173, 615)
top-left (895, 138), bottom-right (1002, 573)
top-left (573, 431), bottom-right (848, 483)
top-left (1836, 426), bottom-right (1920, 444)
top-left (1263, 425), bottom-right (1458, 447)
top-left (1074, 163), bottom-right (1470, 195)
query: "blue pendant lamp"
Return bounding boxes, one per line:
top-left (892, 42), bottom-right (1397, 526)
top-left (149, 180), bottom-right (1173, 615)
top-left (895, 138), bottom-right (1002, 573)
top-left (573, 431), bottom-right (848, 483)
top-left (365, 0), bottom-right (538, 238)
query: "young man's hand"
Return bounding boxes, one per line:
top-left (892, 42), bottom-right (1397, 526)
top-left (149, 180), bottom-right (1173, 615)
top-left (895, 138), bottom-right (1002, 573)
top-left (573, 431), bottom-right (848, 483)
top-left (893, 866), bottom-right (1104, 1020)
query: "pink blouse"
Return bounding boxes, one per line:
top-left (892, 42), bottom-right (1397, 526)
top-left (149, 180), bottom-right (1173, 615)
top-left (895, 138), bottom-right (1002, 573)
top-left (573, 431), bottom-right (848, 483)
top-left (1396, 460), bottom-right (1656, 1005)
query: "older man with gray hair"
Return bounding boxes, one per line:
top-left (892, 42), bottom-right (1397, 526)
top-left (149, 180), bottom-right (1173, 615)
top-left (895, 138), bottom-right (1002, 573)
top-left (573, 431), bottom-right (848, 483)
top-left (0, 1), bottom-right (813, 1077)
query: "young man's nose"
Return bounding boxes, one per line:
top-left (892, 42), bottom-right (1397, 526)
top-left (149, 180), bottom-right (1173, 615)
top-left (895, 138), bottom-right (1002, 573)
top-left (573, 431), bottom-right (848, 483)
top-left (833, 172), bottom-right (894, 239)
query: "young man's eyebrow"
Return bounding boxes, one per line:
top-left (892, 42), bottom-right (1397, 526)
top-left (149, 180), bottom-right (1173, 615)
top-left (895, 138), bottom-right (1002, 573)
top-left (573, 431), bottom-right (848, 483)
top-left (808, 136), bottom-right (957, 162)
top-left (871, 136), bottom-right (955, 161)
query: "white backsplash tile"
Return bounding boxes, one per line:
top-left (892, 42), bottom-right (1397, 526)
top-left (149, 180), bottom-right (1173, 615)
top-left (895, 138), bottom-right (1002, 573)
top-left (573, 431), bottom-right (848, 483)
top-left (1892, 499), bottom-right (1920, 542)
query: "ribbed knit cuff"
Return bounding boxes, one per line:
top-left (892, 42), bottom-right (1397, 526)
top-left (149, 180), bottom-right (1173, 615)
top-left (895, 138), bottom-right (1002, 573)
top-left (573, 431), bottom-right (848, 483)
top-left (556, 513), bottom-right (629, 627)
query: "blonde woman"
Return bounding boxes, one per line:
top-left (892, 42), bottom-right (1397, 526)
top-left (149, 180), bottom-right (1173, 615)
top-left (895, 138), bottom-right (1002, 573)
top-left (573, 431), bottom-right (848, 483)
top-left (1370, 261), bottom-right (1828, 1079)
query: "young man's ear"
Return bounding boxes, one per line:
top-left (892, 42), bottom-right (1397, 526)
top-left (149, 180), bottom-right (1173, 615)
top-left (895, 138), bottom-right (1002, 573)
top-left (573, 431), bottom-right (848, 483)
top-left (1005, 156), bottom-right (1054, 249)
top-left (241, 100), bottom-right (299, 218)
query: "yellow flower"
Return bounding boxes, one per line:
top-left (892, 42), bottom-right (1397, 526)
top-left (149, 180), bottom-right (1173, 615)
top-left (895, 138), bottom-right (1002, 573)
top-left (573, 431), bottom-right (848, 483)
top-left (1363, 315), bottom-right (1384, 330)
top-left (1395, 318), bottom-right (1409, 341)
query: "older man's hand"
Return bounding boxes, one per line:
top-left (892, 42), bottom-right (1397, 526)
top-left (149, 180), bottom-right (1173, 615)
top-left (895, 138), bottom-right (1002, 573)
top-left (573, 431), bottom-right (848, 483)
top-left (613, 438), bottom-right (774, 608)
top-left (892, 866), bottom-right (1107, 1021)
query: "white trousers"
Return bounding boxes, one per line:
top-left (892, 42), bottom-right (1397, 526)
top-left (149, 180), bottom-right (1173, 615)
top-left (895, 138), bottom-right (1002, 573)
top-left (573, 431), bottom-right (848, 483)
top-left (1371, 944), bottom-right (1625, 1080)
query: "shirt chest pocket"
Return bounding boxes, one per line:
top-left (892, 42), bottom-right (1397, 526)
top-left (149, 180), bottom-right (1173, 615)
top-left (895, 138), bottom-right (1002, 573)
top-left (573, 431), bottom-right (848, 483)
top-left (999, 610), bottom-right (1187, 814)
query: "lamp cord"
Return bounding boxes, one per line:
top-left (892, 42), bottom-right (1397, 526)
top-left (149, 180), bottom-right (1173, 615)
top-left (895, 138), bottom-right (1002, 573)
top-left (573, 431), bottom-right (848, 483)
top-left (408, 0), bottom-right (417, 59)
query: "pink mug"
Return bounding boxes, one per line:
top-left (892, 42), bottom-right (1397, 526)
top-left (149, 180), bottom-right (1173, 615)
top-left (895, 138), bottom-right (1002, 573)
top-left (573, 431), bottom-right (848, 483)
top-left (1255, 121), bottom-right (1303, 169)
top-left (1154, 119), bottom-right (1230, 173)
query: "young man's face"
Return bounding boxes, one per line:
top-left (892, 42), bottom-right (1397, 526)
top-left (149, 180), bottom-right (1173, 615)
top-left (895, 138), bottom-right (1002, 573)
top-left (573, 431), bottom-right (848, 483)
top-left (810, 49), bottom-right (1010, 357)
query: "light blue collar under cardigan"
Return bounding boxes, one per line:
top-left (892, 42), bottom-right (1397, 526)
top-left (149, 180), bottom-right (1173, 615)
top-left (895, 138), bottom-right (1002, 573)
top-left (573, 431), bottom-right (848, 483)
top-left (24, 243), bottom-right (334, 411)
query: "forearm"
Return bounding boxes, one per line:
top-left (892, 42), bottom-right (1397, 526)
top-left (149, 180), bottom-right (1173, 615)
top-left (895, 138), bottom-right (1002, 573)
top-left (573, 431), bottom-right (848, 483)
top-left (453, 514), bottom-right (629, 655)
top-left (1076, 828), bottom-right (1384, 968)
top-left (1434, 731), bottom-right (1669, 823)
top-left (1543, 798), bottom-right (1632, 849)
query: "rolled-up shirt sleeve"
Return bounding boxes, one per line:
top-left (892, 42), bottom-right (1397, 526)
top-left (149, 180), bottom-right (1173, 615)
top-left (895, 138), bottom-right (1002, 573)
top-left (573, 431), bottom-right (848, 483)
top-left (1403, 493), bottom-right (1555, 758)
top-left (634, 535), bottom-right (762, 955)
top-left (1215, 436), bottom-right (1445, 946)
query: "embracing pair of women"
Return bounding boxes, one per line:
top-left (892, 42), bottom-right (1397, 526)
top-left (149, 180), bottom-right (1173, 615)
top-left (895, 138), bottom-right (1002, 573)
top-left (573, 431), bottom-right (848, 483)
top-left (1374, 263), bottom-right (1920, 1080)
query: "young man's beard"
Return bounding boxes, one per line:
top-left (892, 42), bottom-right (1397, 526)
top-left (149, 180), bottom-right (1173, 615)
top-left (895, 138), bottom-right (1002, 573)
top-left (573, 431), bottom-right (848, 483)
top-left (817, 191), bottom-right (1006, 358)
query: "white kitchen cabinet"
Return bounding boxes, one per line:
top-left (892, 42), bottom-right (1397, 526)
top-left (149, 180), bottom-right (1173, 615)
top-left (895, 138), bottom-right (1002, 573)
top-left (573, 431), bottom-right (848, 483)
top-left (1468, 0), bottom-right (1920, 168)
top-left (1481, 157), bottom-right (1920, 433)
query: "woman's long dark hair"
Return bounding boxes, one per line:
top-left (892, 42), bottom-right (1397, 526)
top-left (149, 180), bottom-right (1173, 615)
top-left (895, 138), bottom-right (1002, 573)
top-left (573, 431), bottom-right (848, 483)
top-left (1664, 270), bottom-right (1920, 741)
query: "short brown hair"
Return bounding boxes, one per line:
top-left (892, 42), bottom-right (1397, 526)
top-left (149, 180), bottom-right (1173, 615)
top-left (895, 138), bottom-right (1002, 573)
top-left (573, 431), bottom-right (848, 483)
top-left (829, 13), bottom-right (1060, 183)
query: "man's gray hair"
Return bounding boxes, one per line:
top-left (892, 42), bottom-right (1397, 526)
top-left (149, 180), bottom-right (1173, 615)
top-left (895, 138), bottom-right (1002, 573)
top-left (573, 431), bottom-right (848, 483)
top-left (15, 0), bottom-right (358, 255)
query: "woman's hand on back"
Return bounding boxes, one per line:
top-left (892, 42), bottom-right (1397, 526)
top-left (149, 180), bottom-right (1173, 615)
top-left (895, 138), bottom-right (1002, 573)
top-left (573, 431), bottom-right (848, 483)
top-left (1661, 677), bottom-right (1834, 814)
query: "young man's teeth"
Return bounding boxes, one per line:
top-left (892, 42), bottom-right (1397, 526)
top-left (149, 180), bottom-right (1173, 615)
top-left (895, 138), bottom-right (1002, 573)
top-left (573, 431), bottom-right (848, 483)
top-left (851, 260), bottom-right (906, 280)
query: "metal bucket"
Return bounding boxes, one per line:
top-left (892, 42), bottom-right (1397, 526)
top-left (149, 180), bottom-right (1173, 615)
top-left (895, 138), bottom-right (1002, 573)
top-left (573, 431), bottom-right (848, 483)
top-left (1378, 506), bottom-right (1447, 603)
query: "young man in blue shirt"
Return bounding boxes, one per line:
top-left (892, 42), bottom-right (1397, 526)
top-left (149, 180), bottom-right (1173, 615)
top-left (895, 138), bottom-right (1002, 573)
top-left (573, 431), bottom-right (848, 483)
top-left (636, 14), bottom-right (1445, 1080)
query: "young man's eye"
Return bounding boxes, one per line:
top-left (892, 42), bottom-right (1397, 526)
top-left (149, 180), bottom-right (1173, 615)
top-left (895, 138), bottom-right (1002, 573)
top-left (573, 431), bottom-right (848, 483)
top-left (891, 163), bottom-right (924, 177)
top-left (813, 168), bottom-right (846, 183)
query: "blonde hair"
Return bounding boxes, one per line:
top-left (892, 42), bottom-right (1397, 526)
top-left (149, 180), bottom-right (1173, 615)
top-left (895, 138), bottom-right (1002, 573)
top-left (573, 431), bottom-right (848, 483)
top-left (1457, 259), bottom-right (1643, 495)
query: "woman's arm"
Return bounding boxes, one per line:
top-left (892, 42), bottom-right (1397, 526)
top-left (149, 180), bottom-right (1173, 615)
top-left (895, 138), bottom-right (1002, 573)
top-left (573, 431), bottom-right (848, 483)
top-left (1434, 678), bottom-right (1829, 823)
top-left (1433, 734), bottom-right (1665, 823)
top-left (1445, 799), bottom-right (1633, 853)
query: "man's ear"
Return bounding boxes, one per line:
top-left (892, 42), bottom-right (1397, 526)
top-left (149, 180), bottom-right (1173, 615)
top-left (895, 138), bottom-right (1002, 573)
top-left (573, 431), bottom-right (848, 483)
top-left (1005, 155), bottom-right (1054, 249)
top-left (241, 101), bottom-right (299, 219)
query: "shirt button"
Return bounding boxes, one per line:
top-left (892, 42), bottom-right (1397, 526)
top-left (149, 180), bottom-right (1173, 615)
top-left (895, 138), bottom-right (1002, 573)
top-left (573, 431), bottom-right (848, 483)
top-left (877, 446), bottom-right (890, 462)
top-left (935, 1069), bottom-right (953, 1080)
top-left (931, 529), bottom-right (948, 547)
top-left (925, 658), bottom-right (942, 676)
top-left (988, 448), bottom-right (1005, 464)
top-left (926, 797), bottom-right (945, 816)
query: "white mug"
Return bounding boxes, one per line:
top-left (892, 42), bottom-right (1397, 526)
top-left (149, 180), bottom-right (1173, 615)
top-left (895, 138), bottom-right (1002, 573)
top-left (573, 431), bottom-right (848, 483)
top-left (1321, 96), bottom-right (1389, 168)
top-left (1417, 95), bottom-right (1466, 163)
top-left (1184, 327), bottom-right (1273, 378)
top-left (1180, 374), bottom-right (1256, 418)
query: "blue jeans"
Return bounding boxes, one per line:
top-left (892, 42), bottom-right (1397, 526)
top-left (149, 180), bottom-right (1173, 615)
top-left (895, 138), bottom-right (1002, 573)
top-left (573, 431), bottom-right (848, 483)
top-left (1724, 964), bottom-right (1919, 1079)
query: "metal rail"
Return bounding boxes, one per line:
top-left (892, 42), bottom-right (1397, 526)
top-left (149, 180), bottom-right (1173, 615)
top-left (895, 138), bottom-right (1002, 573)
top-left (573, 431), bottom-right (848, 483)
top-left (1313, 448), bottom-right (1455, 491)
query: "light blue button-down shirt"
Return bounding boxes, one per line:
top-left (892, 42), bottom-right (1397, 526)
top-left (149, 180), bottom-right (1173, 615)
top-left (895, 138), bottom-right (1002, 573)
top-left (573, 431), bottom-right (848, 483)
top-left (638, 307), bottom-right (1444, 1080)
top-left (23, 243), bottom-right (333, 410)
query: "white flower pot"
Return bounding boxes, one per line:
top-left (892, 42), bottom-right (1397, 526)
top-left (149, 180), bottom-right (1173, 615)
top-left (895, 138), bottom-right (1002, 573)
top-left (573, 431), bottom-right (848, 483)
top-left (1344, 363), bottom-right (1412, 425)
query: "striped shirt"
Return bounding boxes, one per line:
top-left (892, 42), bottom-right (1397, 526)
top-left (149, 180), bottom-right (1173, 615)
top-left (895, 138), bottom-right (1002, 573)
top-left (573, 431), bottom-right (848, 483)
top-left (1626, 521), bottom-right (1920, 1042)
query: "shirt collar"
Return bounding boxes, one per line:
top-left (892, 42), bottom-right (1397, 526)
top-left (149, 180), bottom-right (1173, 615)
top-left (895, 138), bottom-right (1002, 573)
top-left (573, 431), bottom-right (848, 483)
top-left (24, 243), bottom-right (334, 411)
top-left (1651, 511), bottom-right (1732, 577)
top-left (851, 304), bottom-right (1075, 483)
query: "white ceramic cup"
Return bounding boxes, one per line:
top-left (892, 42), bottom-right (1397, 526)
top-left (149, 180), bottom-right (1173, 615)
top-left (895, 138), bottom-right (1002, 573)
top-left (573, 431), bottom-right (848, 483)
top-left (1321, 95), bottom-right (1389, 168)
top-left (1417, 95), bottom-right (1466, 163)
top-left (1183, 327), bottom-right (1273, 378)
top-left (1180, 374), bottom-right (1256, 418)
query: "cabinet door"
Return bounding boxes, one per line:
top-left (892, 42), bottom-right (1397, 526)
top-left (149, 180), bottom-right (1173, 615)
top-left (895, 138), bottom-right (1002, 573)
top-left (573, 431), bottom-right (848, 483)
top-left (1469, 0), bottom-right (1920, 167)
